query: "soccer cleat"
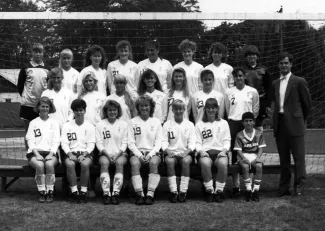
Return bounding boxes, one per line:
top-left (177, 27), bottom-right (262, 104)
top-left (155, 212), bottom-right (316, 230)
top-left (245, 190), bottom-right (252, 202)
top-left (111, 193), bottom-right (120, 205)
top-left (103, 194), bottom-right (111, 205)
top-left (178, 192), bottom-right (187, 203)
top-left (214, 190), bottom-right (224, 203)
top-left (204, 191), bottom-right (214, 203)
top-left (232, 187), bottom-right (241, 198)
top-left (135, 193), bottom-right (145, 205)
top-left (252, 191), bottom-right (260, 202)
top-left (46, 190), bottom-right (54, 203)
top-left (145, 195), bottom-right (155, 205)
top-left (39, 191), bottom-right (47, 203)
top-left (80, 191), bottom-right (88, 203)
top-left (169, 192), bottom-right (178, 203)
top-left (71, 191), bottom-right (80, 203)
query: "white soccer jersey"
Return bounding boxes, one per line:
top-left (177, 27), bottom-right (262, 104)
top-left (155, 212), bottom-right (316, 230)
top-left (62, 67), bottom-right (79, 93)
top-left (41, 87), bottom-right (75, 129)
top-left (162, 90), bottom-right (190, 122)
top-left (61, 120), bottom-right (96, 154)
top-left (104, 94), bottom-right (132, 122)
top-left (195, 119), bottom-right (231, 152)
top-left (77, 65), bottom-right (107, 96)
top-left (162, 119), bottom-right (196, 154)
top-left (128, 116), bottom-right (163, 158)
top-left (144, 90), bottom-right (166, 123)
top-left (136, 58), bottom-right (173, 93)
top-left (106, 60), bottom-right (138, 99)
top-left (81, 91), bottom-right (106, 125)
top-left (205, 63), bottom-right (234, 96)
top-left (225, 85), bottom-right (260, 121)
top-left (191, 90), bottom-right (225, 123)
top-left (174, 61), bottom-right (203, 94)
top-left (26, 117), bottom-right (60, 153)
top-left (95, 119), bottom-right (128, 156)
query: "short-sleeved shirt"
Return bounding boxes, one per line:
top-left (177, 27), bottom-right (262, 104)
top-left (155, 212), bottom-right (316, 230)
top-left (234, 129), bottom-right (266, 153)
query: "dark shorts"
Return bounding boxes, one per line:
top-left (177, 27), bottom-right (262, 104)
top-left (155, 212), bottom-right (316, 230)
top-left (164, 152), bottom-right (194, 164)
top-left (98, 152), bottom-right (129, 163)
top-left (62, 151), bottom-right (94, 161)
top-left (26, 151), bottom-right (59, 162)
top-left (196, 149), bottom-right (222, 163)
top-left (20, 105), bottom-right (39, 121)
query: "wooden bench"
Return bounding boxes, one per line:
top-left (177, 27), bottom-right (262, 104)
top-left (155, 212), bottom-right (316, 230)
top-left (1, 129), bottom-right (324, 193)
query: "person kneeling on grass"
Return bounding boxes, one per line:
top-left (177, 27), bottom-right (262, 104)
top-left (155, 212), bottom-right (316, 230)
top-left (61, 99), bottom-right (96, 203)
top-left (95, 100), bottom-right (128, 205)
top-left (162, 99), bottom-right (196, 203)
top-left (26, 96), bottom-right (60, 203)
top-left (195, 98), bottom-right (231, 203)
top-left (234, 112), bottom-right (266, 202)
top-left (128, 95), bottom-right (163, 205)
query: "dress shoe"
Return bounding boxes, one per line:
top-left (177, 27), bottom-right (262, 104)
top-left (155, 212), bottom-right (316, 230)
top-left (276, 190), bottom-right (291, 197)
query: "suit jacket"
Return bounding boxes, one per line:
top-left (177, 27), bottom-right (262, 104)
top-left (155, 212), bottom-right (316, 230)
top-left (271, 74), bottom-right (312, 137)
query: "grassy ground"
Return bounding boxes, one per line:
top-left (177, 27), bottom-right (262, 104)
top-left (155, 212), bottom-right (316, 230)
top-left (0, 176), bottom-right (325, 231)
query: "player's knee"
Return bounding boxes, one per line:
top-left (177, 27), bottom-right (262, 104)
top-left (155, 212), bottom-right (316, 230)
top-left (149, 156), bottom-right (161, 167)
top-left (165, 157), bottom-right (175, 166)
top-left (64, 159), bottom-right (75, 169)
top-left (130, 158), bottom-right (141, 170)
top-left (181, 156), bottom-right (192, 166)
top-left (255, 163), bottom-right (263, 172)
top-left (115, 157), bottom-right (127, 167)
top-left (80, 161), bottom-right (91, 170)
top-left (199, 157), bottom-right (211, 168)
top-left (44, 161), bottom-right (55, 172)
top-left (241, 163), bottom-right (250, 173)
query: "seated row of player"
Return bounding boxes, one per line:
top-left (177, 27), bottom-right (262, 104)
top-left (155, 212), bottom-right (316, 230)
top-left (26, 94), bottom-right (265, 205)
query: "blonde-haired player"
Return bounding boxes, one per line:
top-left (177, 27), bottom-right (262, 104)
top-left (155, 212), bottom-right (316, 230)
top-left (96, 100), bottom-right (128, 205)
top-left (162, 100), bottom-right (195, 203)
top-left (128, 95), bottom-right (163, 205)
top-left (26, 97), bottom-right (60, 203)
top-left (59, 48), bottom-right (79, 93)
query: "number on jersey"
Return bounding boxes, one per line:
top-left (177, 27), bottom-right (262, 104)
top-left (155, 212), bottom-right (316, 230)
top-left (133, 127), bottom-right (141, 135)
top-left (112, 70), bottom-right (119, 77)
top-left (34, 129), bottom-right (41, 137)
top-left (168, 131), bottom-right (175, 140)
top-left (102, 130), bottom-right (111, 139)
top-left (67, 132), bottom-right (77, 141)
top-left (202, 129), bottom-right (212, 139)
top-left (231, 97), bottom-right (235, 105)
top-left (197, 100), bottom-right (204, 109)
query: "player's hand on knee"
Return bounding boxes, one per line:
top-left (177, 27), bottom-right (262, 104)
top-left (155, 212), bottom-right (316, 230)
top-left (243, 158), bottom-right (250, 165)
top-left (218, 151), bottom-right (227, 158)
top-left (199, 150), bottom-right (209, 158)
top-left (78, 155), bottom-right (85, 163)
top-left (68, 152), bottom-right (77, 161)
top-left (36, 154), bottom-right (44, 161)
top-left (45, 152), bottom-right (54, 161)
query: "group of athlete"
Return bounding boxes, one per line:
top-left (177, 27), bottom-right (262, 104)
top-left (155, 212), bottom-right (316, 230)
top-left (18, 39), bottom-right (272, 205)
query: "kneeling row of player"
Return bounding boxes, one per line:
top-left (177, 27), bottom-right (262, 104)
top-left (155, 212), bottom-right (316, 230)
top-left (26, 95), bottom-right (266, 204)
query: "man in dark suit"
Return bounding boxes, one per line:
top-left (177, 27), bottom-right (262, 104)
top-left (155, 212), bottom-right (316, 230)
top-left (270, 52), bottom-right (312, 197)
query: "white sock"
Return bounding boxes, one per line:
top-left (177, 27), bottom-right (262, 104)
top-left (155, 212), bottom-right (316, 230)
top-left (100, 172), bottom-right (110, 195)
top-left (168, 176), bottom-right (177, 193)
top-left (45, 174), bottom-right (55, 192)
top-left (113, 173), bottom-right (123, 194)
top-left (180, 176), bottom-right (190, 193)
top-left (244, 178), bottom-right (252, 191)
top-left (70, 185), bottom-right (78, 193)
top-left (253, 180), bottom-right (261, 192)
top-left (203, 180), bottom-right (213, 192)
top-left (80, 186), bottom-right (88, 193)
top-left (132, 175), bottom-right (143, 193)
top-left (147, 173), bottom-right (161, 197)
top-left (215, 181), bottom-right (225, 193)
top-left (35, 174), bottom-right (46, 192)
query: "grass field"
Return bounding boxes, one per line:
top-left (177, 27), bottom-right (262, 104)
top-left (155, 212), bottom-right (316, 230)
top-left (0, 176), bottom-right (325, 231)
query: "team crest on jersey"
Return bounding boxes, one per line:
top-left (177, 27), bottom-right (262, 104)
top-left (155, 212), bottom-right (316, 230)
top-left (85, 130), bottom-right (88, 136)
top-left (150, 125), bottom-right (154, 131)
top-left (129, 68), bottom-right (133, 74)
top-left (118, 127), bottom-right (121, 132)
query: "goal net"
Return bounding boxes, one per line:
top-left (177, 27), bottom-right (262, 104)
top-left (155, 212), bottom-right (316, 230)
top-left (0, 12), bottom-right (324, 178)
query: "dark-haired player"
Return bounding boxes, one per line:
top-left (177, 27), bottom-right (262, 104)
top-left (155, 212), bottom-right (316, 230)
top-left (234, 112), bottom-right (266, 202)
